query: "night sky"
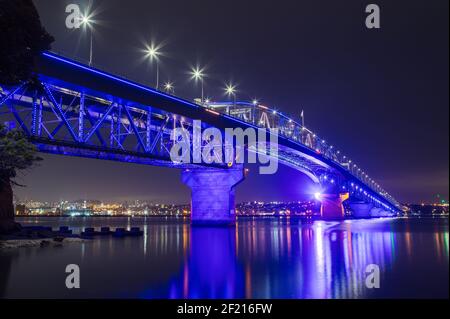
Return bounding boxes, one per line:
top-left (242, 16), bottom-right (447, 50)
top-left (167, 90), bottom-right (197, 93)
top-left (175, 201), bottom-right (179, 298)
top-left (15, 0), bottom-right (449, 204)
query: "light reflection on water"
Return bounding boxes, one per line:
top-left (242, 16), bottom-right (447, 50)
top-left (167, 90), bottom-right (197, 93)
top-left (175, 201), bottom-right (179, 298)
top-left (0, 217), bottom-right (448, 299)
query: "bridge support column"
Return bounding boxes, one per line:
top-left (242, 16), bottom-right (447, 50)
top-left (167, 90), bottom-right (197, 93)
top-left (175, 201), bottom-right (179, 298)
top-left (320, 193), bottom-right (349, 220)
top-left (349, 202), bottom-right (374, 218)
top-left (182, 168), bottom-right (244, 226)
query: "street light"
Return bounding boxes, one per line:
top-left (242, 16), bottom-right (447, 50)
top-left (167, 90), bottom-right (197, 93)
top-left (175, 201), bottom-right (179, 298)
top-left (145, 43), bottom-right (162, 89)
top-left (80, 13), bottom-right (94, 66)
top-left (225, 83), bottom-right (237, 115)
top-left (251, 99), bottom-right (258, 124)
top-left (163, 81), bottom-right (174, 94)
top-left (225, 83), bottom-right (236, 96)
top-left (190, 66), bottom-right (205, 103)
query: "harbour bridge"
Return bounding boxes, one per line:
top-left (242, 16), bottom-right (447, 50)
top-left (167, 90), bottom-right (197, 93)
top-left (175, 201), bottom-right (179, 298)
top-left (0, 52), bottom-right (400, 225)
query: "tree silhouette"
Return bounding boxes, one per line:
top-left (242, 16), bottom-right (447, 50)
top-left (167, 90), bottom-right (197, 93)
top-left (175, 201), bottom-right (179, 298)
top-left (0, 0), bottom-right (54, 85)
top-left (0, 0), bottom-right (53, 233)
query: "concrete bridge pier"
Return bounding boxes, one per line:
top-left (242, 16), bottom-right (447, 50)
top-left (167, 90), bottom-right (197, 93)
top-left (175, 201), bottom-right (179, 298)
top-left (320, 193), bottom-right (349, 220)
top-left (182, 167), bottom-right (244, 226)
top-left (349, 202), bottom-right (374, 218)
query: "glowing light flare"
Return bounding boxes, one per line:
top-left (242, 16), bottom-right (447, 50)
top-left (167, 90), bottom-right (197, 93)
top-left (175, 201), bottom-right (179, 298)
top-left (190, 67), bottom-right (205, 81)
top-left (144, 43), bottom-right (162, 61)
top-left (163, 81), bottom-right (174, 92)
top-left (225, 83), bottom-right (236, 96)
top-left (81, 16), bottom-right (91, 25)
top-left (79, 10), bottom-right (95, 28)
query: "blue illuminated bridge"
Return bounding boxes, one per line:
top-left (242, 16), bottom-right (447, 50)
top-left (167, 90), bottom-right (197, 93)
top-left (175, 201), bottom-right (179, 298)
top-left (0, 52), bottom-right (401, 224)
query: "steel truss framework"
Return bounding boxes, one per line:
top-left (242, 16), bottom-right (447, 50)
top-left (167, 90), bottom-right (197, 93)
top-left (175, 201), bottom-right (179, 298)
top-left (0, 81), bottom-right (227, 169)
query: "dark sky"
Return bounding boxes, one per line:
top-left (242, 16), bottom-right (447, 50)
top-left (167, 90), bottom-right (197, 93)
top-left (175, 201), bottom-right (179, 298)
top-left (16, 0), bottom-right (449, 204)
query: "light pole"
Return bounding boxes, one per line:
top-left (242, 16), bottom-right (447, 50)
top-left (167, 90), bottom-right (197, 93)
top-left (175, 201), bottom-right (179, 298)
top-left (300, 110), bottom-right (305, 128)
top-left (145, 43), bottom-right (161, 89)
top-left (81, 15), bottom-right (93, 66)
top-left (252, 99), bottom-right (258, 124)
top-left (225, 83), bottom-right (237, 115)
top-left (190, 67), bottom-right (205, 103)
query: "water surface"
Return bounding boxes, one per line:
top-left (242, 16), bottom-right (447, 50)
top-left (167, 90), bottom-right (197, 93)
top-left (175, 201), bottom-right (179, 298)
top-left (1, 217), bottom-right (448, 299)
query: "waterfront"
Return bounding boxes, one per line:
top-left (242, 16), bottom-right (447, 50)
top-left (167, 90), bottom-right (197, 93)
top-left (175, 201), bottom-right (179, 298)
top-left (0, 217), bottom-right (448, 299)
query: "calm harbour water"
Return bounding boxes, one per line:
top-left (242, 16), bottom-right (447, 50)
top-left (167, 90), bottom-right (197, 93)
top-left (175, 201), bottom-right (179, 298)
top-left (0, 216), bottom-right (448, 299)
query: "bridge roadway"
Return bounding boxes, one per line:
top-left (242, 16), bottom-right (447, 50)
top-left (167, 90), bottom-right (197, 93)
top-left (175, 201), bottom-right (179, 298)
top-left (0, 52), bottom-right (401, 224)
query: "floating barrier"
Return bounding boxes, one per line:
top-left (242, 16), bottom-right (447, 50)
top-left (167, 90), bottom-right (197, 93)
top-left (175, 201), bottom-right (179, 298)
top-left (80, 227), bottom-right (97, 238)
top-left (58, 226), bottom-right (73, 235)
top-left (21, 226), bottom-right (143, 239)
top-left (99, 227), bottom-right (112, 235)
top-left (113, 227), bottom-right (143, 238)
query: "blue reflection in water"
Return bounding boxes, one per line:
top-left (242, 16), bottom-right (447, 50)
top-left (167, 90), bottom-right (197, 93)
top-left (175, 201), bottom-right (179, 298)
top-left (1, 217), bottom-right (448, 299)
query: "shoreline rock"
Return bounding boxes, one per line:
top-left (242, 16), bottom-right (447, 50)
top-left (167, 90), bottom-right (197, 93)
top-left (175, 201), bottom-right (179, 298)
top-left (0, 237), bottom-right (88, 249)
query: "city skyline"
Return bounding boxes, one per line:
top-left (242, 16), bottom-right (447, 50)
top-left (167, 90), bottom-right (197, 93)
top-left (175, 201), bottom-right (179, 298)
top-left (14, 0), bottom-right (450, 204)
top-left (14, 197), bottom-right (449, 216)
